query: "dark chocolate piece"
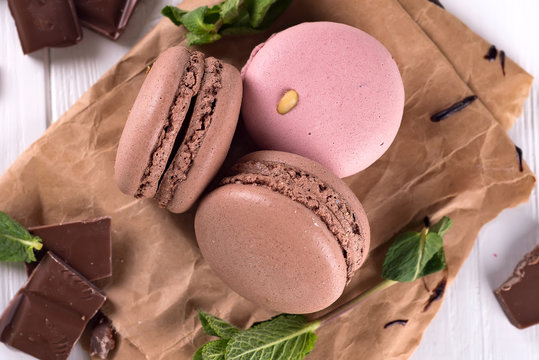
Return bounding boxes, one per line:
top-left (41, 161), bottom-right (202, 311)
top-left (423, 277), bottom-right (447, 311)
top-left (384, 319), bottom-right (408, 328)
top-left (484, 45), bottom-right (498, 62)
top-left (73, 0), bottom-right (139, 40)
top-left (500, 50), bottom-right (506, 76)
top-left (430, 95), bottom-right (478, 122)
top-left (26, 217), bottom-right (112, 281)
top-left (495, 246), bottom-right (539, 329)
top-left (515, 145), bottom-right (523, 172)
top-left (0, 252), bottom-right (106, 360)
top-left (427, 0), bottom-right (445, 9)
top-left (90, 316), bottom-right (116, 359)
top-left (8, 0), bottom-right (82, 54)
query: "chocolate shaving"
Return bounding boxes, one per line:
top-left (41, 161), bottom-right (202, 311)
top-left (430, 95), bottom-right (478, 122)
top-left (500, 50), bottom-right (506, 76)
top-left (384, 319), bottom-right (409, 328)
top-left (515, 145), bottom-right (523, 172)
top-left (424, 277), bottom-right (447, 311)
top-left (427, 0), bottom-right (444, 9)
top-left (483, 45), bottom-right (498, 62)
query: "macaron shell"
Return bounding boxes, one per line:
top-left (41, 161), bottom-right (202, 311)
top-left (237, 150), bottom-right (370, 270)
top-left (165, 63), bottom-right (242, 213)
top-left (195, 183), bottom-right (347, 313)
top-left (114, 46), bottom-right (193, 196)
top-left (241, 22), bottom-right (405, 177)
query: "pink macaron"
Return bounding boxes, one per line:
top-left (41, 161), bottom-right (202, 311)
top-left (241, 22), bottom-right (405, 178)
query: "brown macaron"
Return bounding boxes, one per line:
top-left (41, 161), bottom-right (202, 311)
top-left (194, 151), bottom-right (370, 313)
top-left (115, 46), bottom-right (242, 213)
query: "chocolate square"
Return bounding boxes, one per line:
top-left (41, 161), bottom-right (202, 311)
top-left (495, 246), bottom-right (539, 329)
top-left (26, 217), bottom-right (112, 281)
top-left (0, 252), bottom-right (106, 360)
top-left (73, 0), bottom-right (139, 40)
top-left (8, 0), bottom-right (82, 54)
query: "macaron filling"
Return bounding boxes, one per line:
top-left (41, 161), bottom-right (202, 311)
top-left (156, 58), bottom-right (224, 207)
top-left (135, 51), bottom-right (205, 198)
top-left (220, 159), bottom-right (366, 282)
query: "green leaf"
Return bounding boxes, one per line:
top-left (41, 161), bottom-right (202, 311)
top-left (220, 0), bottom-right (242, 24)
top-left (198, 311), bottom-right (240, 339)
top-left (225, 314), bottom-right (318, 360)
top-left (430, 216), bottom-right (453, 237)
top-left (381, 230), bottom-right (444, 282)
top-left (193, 347), bottom-right (204, 360)
top-left (161, 6), bottom-right (188, 26)
top-left (162, 0), bottom-right (291, 46)
top-left (255, 0), bottom-right (292, 29)
top-left (0, 211), bottom-right (42, 263)
top-left (202, 339), bottom-right (228, 360)
top-left (185, 32), bottom-right (222, 46)
top-left (420, 247), bottom-right (446, 278)
top-left (181, 6), bottom-right (219, 34)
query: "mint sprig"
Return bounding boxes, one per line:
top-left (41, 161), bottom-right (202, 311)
top-left (0, 211), bottom-right (42, 263)
top-left (193, 216), bottom-right (452, 360)
top-left (162, 0), bottom-right (292, 46)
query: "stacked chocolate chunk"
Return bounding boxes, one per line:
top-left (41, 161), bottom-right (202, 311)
top-left (8, 0), bottom-right (138, 54)
top-left (0, 217), bottom-right (113, 360)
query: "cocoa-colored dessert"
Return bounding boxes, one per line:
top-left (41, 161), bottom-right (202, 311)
top-left (0, 252), bottom-right (106, 360)
top-left (26, 217), bottom-right (112, 281)
top-left (494, 246), bottom-right (539, 329)
top-left (73, 0), bottom-right (139, 40)
top-left (195, 151), bottom-right (370, 313)
top-left (115, 46), bottom-right (242, 213)
top-left (8, 0), bottom-right (82, 54)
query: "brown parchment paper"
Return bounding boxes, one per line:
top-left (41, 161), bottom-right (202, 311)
top-left (0, 0), bottom-right (535, 359)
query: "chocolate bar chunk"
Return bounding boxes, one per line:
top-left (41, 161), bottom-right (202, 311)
top-left (0, 252), bottom-right (106, 360)
top-left (26, 217), bottom-right (112, 281)
top-left (8, 0), bottom-right (82, 54)
top-left (90, 315), bottom-right (116, 359)
top-left (73, 0), bottom-right (139, 40)
top-left (494, 246), bottom-right (539, 329)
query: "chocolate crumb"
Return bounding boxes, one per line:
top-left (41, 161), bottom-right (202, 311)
top-left (500, 50), bottom-right (506, 76)
top-left (484, 45), bottom-right (498, 62)
top-left (427, 0), bottom-right (444, 9)
top-left (430, 95), bottom-right (478, 122)
top-left (384, 319), bottom-right (409, 328)
top-left (424, 277), bottom-right (447, 311)
top-left (90, 317), bottom-right (116, 359)
top-left (515, 145), bottom-right (523, 172)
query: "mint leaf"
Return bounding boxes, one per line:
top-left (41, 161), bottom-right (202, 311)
top-left (202, 339), bottom-right (228, 360)
top-left (381, 230), bottom-right (444, 282)
top-left (0, 211), bottom-right (43, 263)
top-left (194, 347), bottom-right (203, 360)
top-left (198, 311), bottom-right (239, 339)
top-left (254, 0), bottom-right (292, 29)
top-left (161, 6), bottom-right (188, 26)
top-left (220, 0), bottom-right (242, 24)
top-left (420, 247), bottom-right (446, 277)
top-left (225, 314), bottom-right (318, 360)
top-left (162, 0), bottom-right (291, 46)
top-left (181, 6), bottom-right (220, 35)
top-left (430, 216), bottom-right (453, 237)
top-left (186, 32), bottom-right (222, 46)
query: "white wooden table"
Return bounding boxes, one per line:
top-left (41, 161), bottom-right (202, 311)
top-left (1, 0), bottom-right (538, 359)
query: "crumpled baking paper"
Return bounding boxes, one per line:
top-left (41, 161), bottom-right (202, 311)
top-left (0, 0), bottom-right (534, 359)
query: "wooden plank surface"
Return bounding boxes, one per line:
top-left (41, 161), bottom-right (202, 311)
top-left (0, 0), bottom-right (538, 359)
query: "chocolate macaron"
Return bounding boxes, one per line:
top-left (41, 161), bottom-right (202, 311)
top-left (194, 151), bottom-right (370, 313)
top-left (115, 46), bottom-right (242, 213)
